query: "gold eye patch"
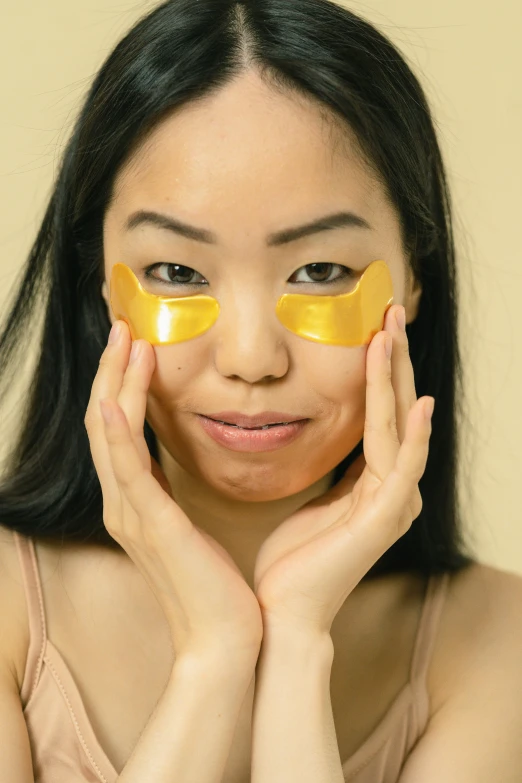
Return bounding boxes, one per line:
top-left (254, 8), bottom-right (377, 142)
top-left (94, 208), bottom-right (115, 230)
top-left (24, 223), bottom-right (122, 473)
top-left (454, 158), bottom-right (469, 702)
top-left (109, 263), bottom-right (220, 346)
top-left (275, 260), bottom-right (393, 346)
top-left (109, 259), bottom-right (394, 347)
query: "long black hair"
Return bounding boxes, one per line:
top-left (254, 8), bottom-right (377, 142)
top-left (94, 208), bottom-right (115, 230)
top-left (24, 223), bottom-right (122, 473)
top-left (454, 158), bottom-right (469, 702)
top-left (0, 0), bottom-right (478, 578)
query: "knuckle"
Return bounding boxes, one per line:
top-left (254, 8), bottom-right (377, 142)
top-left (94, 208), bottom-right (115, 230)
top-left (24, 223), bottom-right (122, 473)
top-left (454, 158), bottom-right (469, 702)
top-left (413, 491), bottom-right (423, 518)
top-left (102, 508), bottom-right (118, 533)
top-left (398, 515), bottom-right (414, 537)
top-left (385, 413), bottom-right (398, 435)
top-left (364, 414), bottom-right (398, 439)
top-left (84, 411), bottom-right (97, 430)
top-left (405, 492), bottom-right (423, 522)
top-left (103, 516), bottom-right (121, 539)
top-left (415, 455), bottom-right (428, 482)
top-left (399, 339), bottom-right (410, 358)
top-left (405, 463), bottom-right (424, 487)
top-left (366, 374), bottom-right (382, 389)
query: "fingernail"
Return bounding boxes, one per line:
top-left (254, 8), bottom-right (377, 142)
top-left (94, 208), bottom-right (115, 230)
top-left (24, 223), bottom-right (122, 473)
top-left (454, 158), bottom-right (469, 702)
top-left (396, 307), bottom-right (406, 332)
top-left (109, 322), bottom-right (121, 345)
top-left (384, 335), bottom-right (393, 360)
top-left (423, 398), bottom-right (435, 421)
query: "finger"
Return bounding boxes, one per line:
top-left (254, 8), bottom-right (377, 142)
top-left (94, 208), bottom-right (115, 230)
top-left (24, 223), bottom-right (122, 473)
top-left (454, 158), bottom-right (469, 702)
top-left (363, 329), bottom-right (400, 481)
top-left (84, 321), bottom-right (133, 505)
top-left (86, 321), bottom-right (132, 419)
top-left (100, 397), bottom-right (190, 536)
top-left (370, 396), bottom-right (433, 543)
top-left (384, 305), bottom-right (418, 443)
top-left (116, 338), bottom-right (156, 468)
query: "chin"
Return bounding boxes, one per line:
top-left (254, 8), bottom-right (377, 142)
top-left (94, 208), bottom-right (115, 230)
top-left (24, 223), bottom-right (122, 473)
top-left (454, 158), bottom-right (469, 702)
top-left (200, 461), bottom-right (330, 504)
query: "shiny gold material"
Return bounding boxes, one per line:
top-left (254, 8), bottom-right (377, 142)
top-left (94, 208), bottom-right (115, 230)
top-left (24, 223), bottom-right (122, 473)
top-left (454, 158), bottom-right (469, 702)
top-left (109, 259), bottom-right (394, 347)
top-left (110, 263), bottom-right (220, 344)
top-left (275, 259), bottom-right (394, 346)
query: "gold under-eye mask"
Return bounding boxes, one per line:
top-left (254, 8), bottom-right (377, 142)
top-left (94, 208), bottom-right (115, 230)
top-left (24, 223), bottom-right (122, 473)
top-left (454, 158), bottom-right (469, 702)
top-left (276, 259), bottom-right (394, 346)
top-left (110, 263), bottom-right (220, 346)
top-left (109, 259), bottom-right (394, 347)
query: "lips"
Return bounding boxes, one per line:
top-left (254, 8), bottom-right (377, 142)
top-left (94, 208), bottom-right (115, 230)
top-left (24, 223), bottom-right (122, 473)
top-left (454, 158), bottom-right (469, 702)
top-left (197, 415), bottom-right (309, 452)
top-left (203, 411), bottom-right (306, 429)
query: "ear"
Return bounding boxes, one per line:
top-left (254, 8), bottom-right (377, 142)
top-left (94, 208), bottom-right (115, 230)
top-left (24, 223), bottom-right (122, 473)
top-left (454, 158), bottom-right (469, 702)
top-left (404, 267), bottom-right (423, 325)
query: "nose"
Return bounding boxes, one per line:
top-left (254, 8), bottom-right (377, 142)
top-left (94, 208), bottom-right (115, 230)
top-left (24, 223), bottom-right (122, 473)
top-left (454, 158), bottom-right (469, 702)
top-left (212, 291), bottom-right (289, 383)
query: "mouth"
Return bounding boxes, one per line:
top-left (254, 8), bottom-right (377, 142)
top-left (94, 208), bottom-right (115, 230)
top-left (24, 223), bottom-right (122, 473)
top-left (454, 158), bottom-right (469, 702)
top-left (196, 415), bottom-right (309, 452)
top-left (207, 419), bottom-right (300, 430)
top-left (201, 410), bottom-right (308, 429)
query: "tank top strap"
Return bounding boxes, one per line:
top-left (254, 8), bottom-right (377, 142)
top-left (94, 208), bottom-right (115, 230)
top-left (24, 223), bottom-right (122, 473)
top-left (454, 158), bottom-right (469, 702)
top-left (12, 531), bottom-right (48, 705)
top-left (410, 571), bottom-right (450, 685)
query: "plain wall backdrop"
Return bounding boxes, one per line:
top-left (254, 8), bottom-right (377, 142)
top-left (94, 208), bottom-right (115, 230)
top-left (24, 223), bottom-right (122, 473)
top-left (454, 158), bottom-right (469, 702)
top-left (1, 1), bottom-right (521, 574)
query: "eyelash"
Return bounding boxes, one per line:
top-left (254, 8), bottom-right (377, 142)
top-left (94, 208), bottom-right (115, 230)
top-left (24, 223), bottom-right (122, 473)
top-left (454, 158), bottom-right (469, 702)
top-left (143, 262), bottom-right (355, 289)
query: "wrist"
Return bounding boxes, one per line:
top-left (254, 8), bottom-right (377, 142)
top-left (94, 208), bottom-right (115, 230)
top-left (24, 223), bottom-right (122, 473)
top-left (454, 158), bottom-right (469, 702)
top-left (260, 619), bottom-right (334, 666)
top-left (173, 644), bottom-right (258, 680)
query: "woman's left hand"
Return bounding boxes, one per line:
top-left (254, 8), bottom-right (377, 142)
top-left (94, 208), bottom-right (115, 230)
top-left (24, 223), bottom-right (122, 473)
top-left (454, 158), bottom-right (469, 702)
top-left (253, 304), bottom-right (434, 636)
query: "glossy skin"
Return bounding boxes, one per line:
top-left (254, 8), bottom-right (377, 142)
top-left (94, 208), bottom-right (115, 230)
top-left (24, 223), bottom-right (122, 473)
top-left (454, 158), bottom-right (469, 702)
top-left (101, 70), bottom-right (423, 593)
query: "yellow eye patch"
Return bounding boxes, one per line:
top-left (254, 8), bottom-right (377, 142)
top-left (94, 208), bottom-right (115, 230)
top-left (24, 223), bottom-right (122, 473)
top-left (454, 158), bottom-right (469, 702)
top-left (276, 260), bottom-right (394, 346)
top-left (110, 263), bottom-right (220, 346)
top-left (109, 259), bottom-right (394, 347)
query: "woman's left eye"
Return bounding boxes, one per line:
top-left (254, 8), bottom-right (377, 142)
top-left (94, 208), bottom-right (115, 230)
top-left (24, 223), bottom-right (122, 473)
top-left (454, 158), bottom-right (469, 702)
top-left (289, 263), bottom-right (354, 286)
top-left (143, 262), bottom-right (354, 288)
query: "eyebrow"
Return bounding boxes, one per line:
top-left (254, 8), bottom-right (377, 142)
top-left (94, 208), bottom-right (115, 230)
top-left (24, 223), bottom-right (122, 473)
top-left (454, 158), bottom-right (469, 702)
top-left (125, 209), bottom-right (373, 247)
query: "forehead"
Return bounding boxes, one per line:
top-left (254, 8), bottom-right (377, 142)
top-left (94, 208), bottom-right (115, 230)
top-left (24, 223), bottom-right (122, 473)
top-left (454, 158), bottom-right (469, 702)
top-left (108, 74), bottom-right (400, 245)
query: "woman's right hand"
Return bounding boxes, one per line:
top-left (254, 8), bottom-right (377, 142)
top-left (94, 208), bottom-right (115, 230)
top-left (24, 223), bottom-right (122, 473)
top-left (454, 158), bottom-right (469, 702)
top-left (84, 320), bottom-right (263, 664)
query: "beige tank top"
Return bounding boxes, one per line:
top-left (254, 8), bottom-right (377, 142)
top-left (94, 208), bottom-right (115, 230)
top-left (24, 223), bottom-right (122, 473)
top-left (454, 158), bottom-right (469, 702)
top-left (13, 530), bottom-right (449, 783)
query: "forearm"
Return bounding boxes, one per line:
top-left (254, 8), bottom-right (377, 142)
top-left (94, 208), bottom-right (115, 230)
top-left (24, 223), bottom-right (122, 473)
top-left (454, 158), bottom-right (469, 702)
top-left (251, 623), bottom-right (344, 783)
top-left (117, 652), bottom-right (256, 783)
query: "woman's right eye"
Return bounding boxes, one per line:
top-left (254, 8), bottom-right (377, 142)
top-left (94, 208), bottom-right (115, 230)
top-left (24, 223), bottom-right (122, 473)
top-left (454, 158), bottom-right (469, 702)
top-left (144, 263), bottom-right (207, 288)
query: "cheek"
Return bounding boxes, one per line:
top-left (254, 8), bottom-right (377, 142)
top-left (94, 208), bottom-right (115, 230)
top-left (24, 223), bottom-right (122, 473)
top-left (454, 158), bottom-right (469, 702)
top-left (147, 344), bottom-right (205, 399)
top-left (301, 346), bottom-right (367, 408)
top-left (302, 346), bottom-right (367, 468)
top-left (145, 348), bottom-right (197, 449)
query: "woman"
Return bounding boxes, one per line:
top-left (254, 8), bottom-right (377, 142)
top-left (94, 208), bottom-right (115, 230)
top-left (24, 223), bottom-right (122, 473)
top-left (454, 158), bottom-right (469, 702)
top-left (0, 1), bottom-right (520, 781)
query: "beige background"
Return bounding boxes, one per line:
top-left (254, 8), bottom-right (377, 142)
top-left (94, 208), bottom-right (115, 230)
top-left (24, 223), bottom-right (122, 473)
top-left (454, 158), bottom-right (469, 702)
top-left (1, 1), bottom-right (520, 574)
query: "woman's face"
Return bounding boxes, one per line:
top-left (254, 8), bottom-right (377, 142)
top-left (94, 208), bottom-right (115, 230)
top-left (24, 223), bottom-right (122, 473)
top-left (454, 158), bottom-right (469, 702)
top-left (102, 71), bottom-right (421, 503)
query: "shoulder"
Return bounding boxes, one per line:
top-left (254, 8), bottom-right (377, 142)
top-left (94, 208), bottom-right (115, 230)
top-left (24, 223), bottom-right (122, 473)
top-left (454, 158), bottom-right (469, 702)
top-left (0, 526), bottom-right (31, 692)
top-left (429, 561), bottom-right (522, 715)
